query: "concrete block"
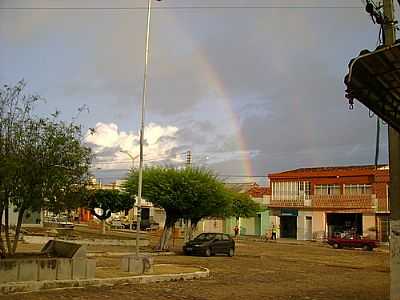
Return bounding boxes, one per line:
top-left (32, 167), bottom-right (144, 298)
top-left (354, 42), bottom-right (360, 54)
top-left (37, 259), bottom-right (57, 281)
top-left (0, 260), bottom-right (18, 283)
top-left (41, 240), bottom-right (86, 258)
top-left (72, 258), bottom-right (87, 279)
top-left (18, 260), bottom-right (38, 282)
top-left (86, 259), bottom-right (96, 279)
top-left (56, 259), bottom-right (72, 280)
top-left (120, 255), bottom-right (154, 275)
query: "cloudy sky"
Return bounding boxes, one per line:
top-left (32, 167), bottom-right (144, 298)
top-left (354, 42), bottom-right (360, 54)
top-left (0, 0), bottom-right (391, 184)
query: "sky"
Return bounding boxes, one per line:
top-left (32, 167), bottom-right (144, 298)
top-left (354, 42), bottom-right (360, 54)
top-left (0, 0), bottom-right (393, 185)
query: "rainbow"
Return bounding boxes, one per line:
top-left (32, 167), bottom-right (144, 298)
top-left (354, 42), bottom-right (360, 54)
top-left (198, 57), bottom-right (254, 178)
top-left (154, 12), bottom-right (255, 178)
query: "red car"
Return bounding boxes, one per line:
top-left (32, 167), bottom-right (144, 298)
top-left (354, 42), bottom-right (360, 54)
top-left (327, 234), bottom-right (378, 251)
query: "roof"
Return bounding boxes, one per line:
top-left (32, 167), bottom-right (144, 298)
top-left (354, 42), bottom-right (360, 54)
top-left (269, 165), bottom-right (389, 179)
top-left (345, 42), bottom-right (400, 133)
top-left (224, 182), bottom-right (258, 193)
top-left (248, 186), bottom-right (271, 198)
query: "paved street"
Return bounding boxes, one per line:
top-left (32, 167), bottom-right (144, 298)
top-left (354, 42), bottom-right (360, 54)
top-left (1, 239), bottom-right (389, 300)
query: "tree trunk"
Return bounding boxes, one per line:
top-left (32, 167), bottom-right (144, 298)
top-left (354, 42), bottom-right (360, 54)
top-left (189, 219), bottom-right (198, 241)
top-left (163, 226), bottom-right (173, 250)
top-left (4, 199), bottom-right (12, 255)
top-left (158, 215), bottom-right (176, 251)
top-left (0, 203), bottom-right (5, 257)
top-left (12, 207), bottom-right (25, 255)
top-left (183, 219), bottom-right (188, 243)
top-left (158, 225), bottom-right (173, 251)
top-left (102, 219), bottom-right (106, 234)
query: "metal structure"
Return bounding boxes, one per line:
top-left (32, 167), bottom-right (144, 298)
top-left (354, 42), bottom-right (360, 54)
top-left (345, 43), bottom-right (400, 132)
top-left (345, 0), bottom-right (400, 298)
top-left (136, 0), bottom-right (161, 257)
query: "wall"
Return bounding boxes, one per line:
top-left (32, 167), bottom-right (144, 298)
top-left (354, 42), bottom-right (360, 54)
top-left (224, 217), bottom-right (236, 236)
top-left (152, 207), bottom-right (166, 227)
top-left (312, 211), bottom-right (326, 240)
top-left (363, 214), bottom-right (376, 238)
top-left (297, 211), bottom-right (313, 240)
top-left (1, 206), bottom-right (43, 227)
top-left (0, 258), bottom-right (96, 283)
top-left (196, 219), bottom-right (223, 234)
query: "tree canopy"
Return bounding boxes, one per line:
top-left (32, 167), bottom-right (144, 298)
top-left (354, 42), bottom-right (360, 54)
top-left (0, 81), bottom-right (92, 256)
top-left (228, 190), bottom-right (261, 222)
top-left (124, 166), bottom-right (232, 250)
top-left (87, 189), bottom-right (132, 221)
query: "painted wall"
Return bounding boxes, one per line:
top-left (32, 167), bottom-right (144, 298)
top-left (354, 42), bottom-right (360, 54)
top-left (223, 211), bottom-right (270, 236)
top-left (312, 211), bottom-right (326, 240)
top-left (1, 206), bottom-right (43, 227)
top-left (363, 214), bottom-right (376, 238)
top-left (297, 211), bottom-right (313, 240)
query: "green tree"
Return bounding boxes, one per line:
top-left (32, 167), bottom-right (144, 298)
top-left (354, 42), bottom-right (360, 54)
top-left (0, 81), bottom-right (92, 257)
top-left (124, 166), bottom-right (231, 250)
top-left (87, 189), bottom-right (132, 234)
top-left (228, 191), bottom-right (261, 226)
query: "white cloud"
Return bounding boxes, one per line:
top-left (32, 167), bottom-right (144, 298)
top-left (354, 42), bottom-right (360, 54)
top-left (85, 122), bottom-right (181, 169)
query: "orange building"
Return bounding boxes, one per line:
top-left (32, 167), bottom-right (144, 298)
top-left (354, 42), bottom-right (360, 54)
top-left (268, 165), bottom-right (389, 242)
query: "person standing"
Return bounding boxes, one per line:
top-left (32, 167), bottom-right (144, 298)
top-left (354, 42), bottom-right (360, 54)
top-left (271, 224), bottom-right (277, 240)
top-left (234, 225), bottom-right (239, 238)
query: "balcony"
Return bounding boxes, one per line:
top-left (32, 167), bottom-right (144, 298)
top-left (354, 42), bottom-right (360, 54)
top-left (268, 194), bottom-right (377, 209)
top-left (312, 194), bottom-right (376, 209)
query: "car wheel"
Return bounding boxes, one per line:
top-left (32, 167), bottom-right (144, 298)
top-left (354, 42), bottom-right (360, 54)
top-left (228, 248), bottom-right (235, 257)
top-left (363, 244), bottom-right (372, 251)
top-left (333, 243), bottom-right (340, 249)
top-left (204, 248), bottom-right (212, 257)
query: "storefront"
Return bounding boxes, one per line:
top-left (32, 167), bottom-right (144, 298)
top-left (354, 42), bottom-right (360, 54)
top-left (326, 213), bottom-right (362, 237)
top-left (279, 209), bottom-right (298, 239)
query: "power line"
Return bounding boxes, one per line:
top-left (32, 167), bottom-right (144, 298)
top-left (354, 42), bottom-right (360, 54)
top-left (0, 5), bottom-right (363, 11)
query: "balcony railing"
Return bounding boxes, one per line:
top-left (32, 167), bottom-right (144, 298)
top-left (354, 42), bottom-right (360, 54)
top-left (268, 194), bottom-right (377, 209)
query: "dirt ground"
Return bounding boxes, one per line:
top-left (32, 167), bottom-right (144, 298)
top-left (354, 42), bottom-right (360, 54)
top-left (1, 237), bottom-right (389, 300)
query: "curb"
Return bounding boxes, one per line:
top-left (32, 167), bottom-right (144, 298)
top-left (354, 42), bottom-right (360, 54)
top-left (0, 265), bottom-right (209, 295)
top-left (87, 251), bottom-right (176, 258)
top-left (23, 236), bottom-right (149, 247)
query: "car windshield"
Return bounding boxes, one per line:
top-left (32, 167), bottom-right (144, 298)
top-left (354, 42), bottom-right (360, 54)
top-left (194, 233), bottom-right (216, 241)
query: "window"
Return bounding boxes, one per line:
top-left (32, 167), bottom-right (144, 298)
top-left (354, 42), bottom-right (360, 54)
top-left (223, 234), bottom-right (230, 240)
top-left (343, 184), bottom-right (372, 195)
top-left (315, 184), bottom-right (341, 195)
top-left (272, 181), bottom-right (311, 200)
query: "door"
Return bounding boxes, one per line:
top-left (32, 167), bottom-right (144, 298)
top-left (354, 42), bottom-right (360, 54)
top-left (212, 233), bottom-right (226, 254)
top-left (305, 216), bottom-right (312, 240)
top-left (280, 216), bottom-right (297, 238)
top-left (255, 214), bottom-right (262, 236)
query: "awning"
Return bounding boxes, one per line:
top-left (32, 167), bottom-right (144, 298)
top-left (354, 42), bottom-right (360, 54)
top-left (345, 42), bottom-right (400, 133)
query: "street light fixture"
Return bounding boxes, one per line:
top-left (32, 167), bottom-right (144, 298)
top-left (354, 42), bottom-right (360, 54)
top-left (119, 150), bottom-right (139, 230)
top-left (119, 150), bottom-right (139, 168)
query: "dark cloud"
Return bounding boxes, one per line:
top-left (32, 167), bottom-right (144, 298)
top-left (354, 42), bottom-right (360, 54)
top-left (0, 0), bottom-right (385, 182)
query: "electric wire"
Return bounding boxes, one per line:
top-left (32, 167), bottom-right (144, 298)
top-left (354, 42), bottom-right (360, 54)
top-left (0, 5), bottom-right (364, 11)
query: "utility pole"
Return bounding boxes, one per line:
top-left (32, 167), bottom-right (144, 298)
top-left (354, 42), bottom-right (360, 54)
top-left (186, 150), bottom-right (192, 167)
top-left (383, 0), bottom-right (400, 298)
top-left (184, 150), bottom-right (192, 242)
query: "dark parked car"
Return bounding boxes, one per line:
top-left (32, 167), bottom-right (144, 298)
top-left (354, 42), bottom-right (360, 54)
top-left (327, 234), bottom-right (378, 251)
top-left (183, 233), bottom-right (235, 257)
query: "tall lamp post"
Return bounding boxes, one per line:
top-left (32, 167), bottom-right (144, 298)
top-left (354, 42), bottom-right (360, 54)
top-left (136, 0), bottom-right (161, 257)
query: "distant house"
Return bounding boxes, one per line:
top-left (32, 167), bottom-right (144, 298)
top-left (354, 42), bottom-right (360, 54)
top-left (224, 183), bottom-right (272, 236)
top-left (1, 206), bottom-right (43, 228)
top-left (267, 165), bottom-right (389, 241)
